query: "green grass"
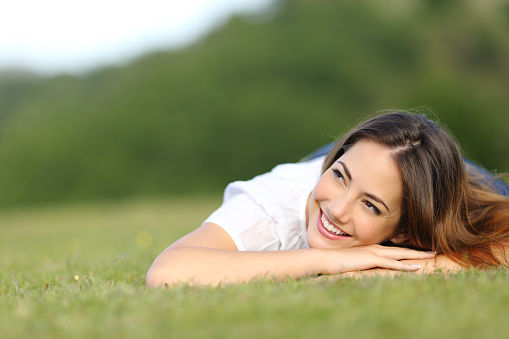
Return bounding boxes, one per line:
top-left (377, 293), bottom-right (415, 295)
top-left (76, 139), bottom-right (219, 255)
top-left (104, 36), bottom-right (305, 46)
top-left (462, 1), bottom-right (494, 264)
top-left (1, 197), bottom-right (509, 338)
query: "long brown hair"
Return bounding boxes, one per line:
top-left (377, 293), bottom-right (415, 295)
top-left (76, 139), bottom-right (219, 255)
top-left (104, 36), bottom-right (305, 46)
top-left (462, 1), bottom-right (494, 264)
top-left (322, 110), bottom-right (509, 268)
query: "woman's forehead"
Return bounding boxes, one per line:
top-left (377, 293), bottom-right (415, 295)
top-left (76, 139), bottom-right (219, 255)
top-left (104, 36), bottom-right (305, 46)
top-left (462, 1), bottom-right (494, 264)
top-left (338, 141), bottom-right (402, 211)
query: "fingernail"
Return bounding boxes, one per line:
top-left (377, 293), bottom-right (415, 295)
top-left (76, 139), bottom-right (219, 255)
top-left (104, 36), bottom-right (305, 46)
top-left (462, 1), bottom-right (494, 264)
top-left (410, 264), bottom-right (421, 269)
top-left (427, 251), bottom-right (436, 255)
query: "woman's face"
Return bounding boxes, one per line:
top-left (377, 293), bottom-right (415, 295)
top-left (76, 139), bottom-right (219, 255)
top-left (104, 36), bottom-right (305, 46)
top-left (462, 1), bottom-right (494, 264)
top-left (306, 140), bottom-right (403, 249)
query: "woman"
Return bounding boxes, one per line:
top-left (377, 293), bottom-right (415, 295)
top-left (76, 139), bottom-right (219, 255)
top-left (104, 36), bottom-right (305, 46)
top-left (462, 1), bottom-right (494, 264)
top-left (146, 110), bottom-right (509, 286)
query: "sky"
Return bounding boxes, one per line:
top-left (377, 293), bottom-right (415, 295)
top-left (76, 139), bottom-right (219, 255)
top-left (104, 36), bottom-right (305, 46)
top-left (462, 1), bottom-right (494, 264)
top-left (0, 0), bottom-right (275, 75)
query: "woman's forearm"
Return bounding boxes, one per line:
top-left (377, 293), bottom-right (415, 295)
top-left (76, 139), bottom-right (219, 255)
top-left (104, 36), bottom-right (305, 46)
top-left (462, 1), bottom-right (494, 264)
top-left (146, 245), bottom-right (433, 286)
top-left (146, 247), bottom-right (325, 286)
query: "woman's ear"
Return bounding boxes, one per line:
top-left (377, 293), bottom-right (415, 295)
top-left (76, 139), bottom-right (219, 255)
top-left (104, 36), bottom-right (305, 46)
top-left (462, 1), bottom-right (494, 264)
top-left (390, 231), bottom-right (410, 245)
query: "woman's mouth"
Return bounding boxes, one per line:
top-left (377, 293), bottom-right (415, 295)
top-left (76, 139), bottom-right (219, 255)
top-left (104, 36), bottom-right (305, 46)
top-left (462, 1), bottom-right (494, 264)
top-left (317, 210), bottom-right (352, 240)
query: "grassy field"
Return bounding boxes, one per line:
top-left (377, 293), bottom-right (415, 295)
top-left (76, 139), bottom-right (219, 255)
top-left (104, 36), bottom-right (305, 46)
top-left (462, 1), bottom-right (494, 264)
top-left (1, 197), bottom-right (509, 338)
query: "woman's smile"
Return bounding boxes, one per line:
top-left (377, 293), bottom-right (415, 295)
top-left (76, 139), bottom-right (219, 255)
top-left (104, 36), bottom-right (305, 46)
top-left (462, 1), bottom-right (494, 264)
top-left (317, 209), bottom-right (352, 239)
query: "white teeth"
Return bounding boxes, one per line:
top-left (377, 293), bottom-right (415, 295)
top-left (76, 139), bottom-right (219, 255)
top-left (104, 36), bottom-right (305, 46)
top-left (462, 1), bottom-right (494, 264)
top-left (321, 213), bottom-right (349, 236)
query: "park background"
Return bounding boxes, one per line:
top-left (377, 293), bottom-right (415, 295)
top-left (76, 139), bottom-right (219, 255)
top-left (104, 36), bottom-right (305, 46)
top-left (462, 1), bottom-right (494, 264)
top-left (1, 0), bottom-right (508, 208)
top-left (2, 0), bottom-right (509, 337)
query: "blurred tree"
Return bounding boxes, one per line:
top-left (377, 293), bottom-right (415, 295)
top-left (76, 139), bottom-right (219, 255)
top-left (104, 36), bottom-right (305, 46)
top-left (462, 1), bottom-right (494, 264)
top-left (0, 0), bottom-right (508, 207)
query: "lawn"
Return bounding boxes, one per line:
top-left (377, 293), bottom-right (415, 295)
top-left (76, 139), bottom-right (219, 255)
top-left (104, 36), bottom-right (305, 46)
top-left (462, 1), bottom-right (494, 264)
top-left (1, 197), bottom-right (508, 338)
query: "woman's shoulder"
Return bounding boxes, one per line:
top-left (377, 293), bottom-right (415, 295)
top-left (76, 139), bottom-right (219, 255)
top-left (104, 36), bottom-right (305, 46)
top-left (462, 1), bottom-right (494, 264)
top-left (224, 156), bottom-right (324, 204)
top-left (211, 157), bottom-right (323, 251)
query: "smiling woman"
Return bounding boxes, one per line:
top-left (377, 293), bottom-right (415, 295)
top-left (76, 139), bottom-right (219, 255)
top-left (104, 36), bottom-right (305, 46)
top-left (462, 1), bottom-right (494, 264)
top-left (146, 110), bottom-right (509, 287)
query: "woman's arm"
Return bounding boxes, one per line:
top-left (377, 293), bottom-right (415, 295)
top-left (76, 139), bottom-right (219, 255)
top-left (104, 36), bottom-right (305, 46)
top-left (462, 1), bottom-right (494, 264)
top-left (146, 223), bottom-right (436, 286)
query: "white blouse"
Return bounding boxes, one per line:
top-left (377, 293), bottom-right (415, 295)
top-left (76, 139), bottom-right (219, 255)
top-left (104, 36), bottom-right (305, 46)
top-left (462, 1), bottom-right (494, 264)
top-left (204, 156), bottom-right (324, 251)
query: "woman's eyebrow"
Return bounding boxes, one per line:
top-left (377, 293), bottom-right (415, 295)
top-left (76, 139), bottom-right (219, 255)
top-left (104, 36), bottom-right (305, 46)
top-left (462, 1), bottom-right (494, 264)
top-left (338, 161), bottom-right (352, 181)
top-left (338, 161), bottom-right (390, 212)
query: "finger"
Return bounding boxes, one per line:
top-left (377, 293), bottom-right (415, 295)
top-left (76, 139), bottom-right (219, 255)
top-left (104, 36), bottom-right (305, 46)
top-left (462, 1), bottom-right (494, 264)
top-left (372, 257), bottom-right (423, 271)
top-left (372, 247), bottom-right (436, 260)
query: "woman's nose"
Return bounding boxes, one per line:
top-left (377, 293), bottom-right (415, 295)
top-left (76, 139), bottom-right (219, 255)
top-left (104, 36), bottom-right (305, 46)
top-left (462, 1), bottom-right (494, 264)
top-left (327, 194), bottom-right (351, 224)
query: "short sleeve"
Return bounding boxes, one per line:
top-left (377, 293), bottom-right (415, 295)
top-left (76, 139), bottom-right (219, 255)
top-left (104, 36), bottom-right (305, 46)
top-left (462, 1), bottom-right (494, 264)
top-left (204, 193), bottom-right (281, 251)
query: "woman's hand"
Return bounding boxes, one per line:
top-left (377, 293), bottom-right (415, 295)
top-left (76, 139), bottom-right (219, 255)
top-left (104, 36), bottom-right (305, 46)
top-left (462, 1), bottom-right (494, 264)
top-left (332, 254), bottom-right (463, 279)
top-left (321, 244), bottom-right (436, 275)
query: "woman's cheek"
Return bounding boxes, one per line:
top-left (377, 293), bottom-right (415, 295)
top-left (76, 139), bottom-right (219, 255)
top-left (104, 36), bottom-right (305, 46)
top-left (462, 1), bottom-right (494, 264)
top-left (354, 216), bottom-right (379, 243)
top-left (313, 175), bottom-right (334, 201)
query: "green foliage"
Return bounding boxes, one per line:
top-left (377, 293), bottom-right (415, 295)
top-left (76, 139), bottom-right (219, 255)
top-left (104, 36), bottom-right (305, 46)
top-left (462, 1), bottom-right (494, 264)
top-left (0, 0), bottom-right (509, 206)
top-left (1, 198), bottom-right (509, 338)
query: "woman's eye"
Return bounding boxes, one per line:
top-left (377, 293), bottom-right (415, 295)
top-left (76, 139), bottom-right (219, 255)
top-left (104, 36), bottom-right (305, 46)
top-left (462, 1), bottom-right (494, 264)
top-left (365, 201), bottom-right (381, 216)
top-left (332, 168), bottom-right (345, 182)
